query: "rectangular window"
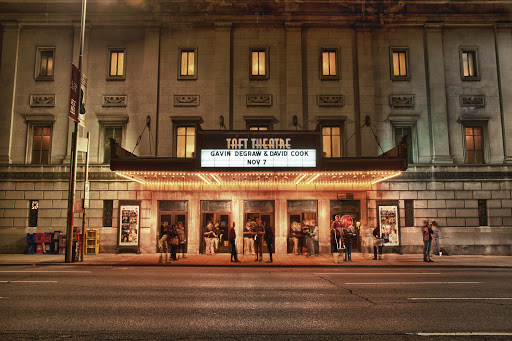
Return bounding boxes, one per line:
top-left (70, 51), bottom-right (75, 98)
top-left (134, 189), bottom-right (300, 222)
top-left (320, 48), bottom-right (339, 80)
top-left (465, 126), bottom-right (484, 164)
top-left (104, 127), bottom-right (122, 164)
top-left (35, 47), bottom-right (55, 80)
top-left (103, 200), bottom-right (113, 227)
top-left (322, 126), bottom-right (342, 158)
top-left (394, 126), bottom-right (413, 163)
top-left (460, 48), bottom-right (479, 80)
top-left (31, 126), bottom-right (51, 164)
top-left (404, 199), bottom-right (414, 227)
top-left (249, 126), bottom-right (268, 131)
top-left (178, 48), bottom-right (198, 80)
top-left (478, 199), bottom-right (488, 226)
top-left (390, 48), bottom-right (409, 80)
top-left (29, 200), bottom-right (39, 227)
top-left (108, 49), bottom-right (126, 79)
top-left (250, 48), bottom-right (269, 80)
top-left (176, 126), bottom-right (195, 158)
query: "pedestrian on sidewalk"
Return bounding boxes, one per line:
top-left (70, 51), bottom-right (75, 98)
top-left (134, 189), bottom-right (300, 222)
top-left (331, 215), bottom-right (343, 263)
top-left (343, 222), bottom-right (353, 262)
top-left (264, 221), bottom-right (275, 263)
top-left (169, 224), bottom-right (179, 261)
top-left (309, 222), bottom-right (318, 256)
top-left (158, 223), bottom-right (169, 263)
top-left (253, 218), bottom-right (264, 261)
top-left (372, 226), bottom-right (384, 260)
top-left (177, 221), bottom-right (186, 259)
top-left (430, 220), bottom-right (440, 257)
top-left (204, 222), bottom-right (216, 255)
top-left (229, 222), bottom-right (239, 262)
top-left (423, 220), bottom-right (434, 262)
top-left (243, 220), bottom-right (255, 255)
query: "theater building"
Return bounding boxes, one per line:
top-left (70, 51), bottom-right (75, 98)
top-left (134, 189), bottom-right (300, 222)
top-left (0, 0), bottom-right (511, 255)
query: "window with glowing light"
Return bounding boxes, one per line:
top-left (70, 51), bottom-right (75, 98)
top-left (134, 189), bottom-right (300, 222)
top-left (31, 126), bottom-right (52, 164)
top-left (464, 126), bottom-right (484, 164)
top-left (460, 48), bottom-right (479, 81)
top-left (176, 126), bottom-right (195, 158)
top-left (390, 47), bottom-right (409, 81)
top-left (35, 47), bottom-right (55, 80)
top-left (178, 48), bottom-right (197, 80)
top-left (108, 49), bottom-right (126, 80)
top-left (322, 126), bottom-right (342, 158)
top-left (250, 47), bottom-right (269, 80)
top-left (320, 48), bottom-right (339, 80)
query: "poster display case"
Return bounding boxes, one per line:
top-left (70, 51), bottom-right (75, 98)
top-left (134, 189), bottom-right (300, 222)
top-left (117, 204), bottom-right (140, 253)
top-left (378, 205), bottom-right (399, 246)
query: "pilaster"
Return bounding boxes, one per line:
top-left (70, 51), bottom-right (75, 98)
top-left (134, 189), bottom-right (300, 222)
top-left (214, 22), bottom-right (232, 130)
top-left (285, 23), bottom-right (303, 130)
top-left (495, 25), bottom-right (512, 164)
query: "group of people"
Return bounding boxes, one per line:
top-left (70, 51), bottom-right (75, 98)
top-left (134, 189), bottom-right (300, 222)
top-left (330, 215), bottom-right (356, 263)
top-left (242, 218), bottom-right (275, 262)
top-left (158, 221), bottom-right (186, 263)
top-left (289, 220), bottom-right (319, 256)
top-left (422, 220), bottom-right (440, 262)
top-left (203, 220), bottom-right (227, 255)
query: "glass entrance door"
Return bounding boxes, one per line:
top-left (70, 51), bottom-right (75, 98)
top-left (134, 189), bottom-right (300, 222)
top-left (201, 201), bottom-right (232, 254)
top-left (287, 201), bottom-right (318, 254)
top-left (330, 200), bottom-right (361, 251)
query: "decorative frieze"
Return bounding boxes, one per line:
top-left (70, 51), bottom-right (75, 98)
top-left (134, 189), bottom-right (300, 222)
top-left (460, 95), bottom-right (485, 108)
top-left (29, 94), bottom-right (55, 107)
top-left (174, 95), bottom-right (200, 107)
top-left (317, 95), bottom-right (344, 107)
top-left (102, 95), bottom-right (127, 107)
top-left (246, 94), bottom-right (272, 106)
top-left (389, 95), bottom-right (415, 108)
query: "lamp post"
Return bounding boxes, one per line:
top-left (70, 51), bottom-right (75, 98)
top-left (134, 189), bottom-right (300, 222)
top-left (65, 0), bottom-right (87, 263)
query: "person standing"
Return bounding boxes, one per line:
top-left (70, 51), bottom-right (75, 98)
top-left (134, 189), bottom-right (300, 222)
top-left (177, 221), bottom-right (186, 259)
top-left (229, 222), bottom-right (239, 262)
top-left (264, 221), bottom-right (275, 263)
top-left (169, 224), bottom-right (179, 261)
top-left (430, 220), bottom-right (440, 257)
top-left (243, 220), bottom-right (254, 255)
top-left (158, 223), bottom-right (169, 263)
top-left (204, 222), bottom-right (216, 255)
top-left (343, 222), bottom-right (353, 262)
top-left (253, 218), bottom-right (264, 261)
top-left (309, 222), bottom-right (318, 256)
top-left (423, 220), bottom-right (434, 262)
top-left (372, 226), bottom-right (384, 260)
top-left (330, 215), bottom-right (343, 263)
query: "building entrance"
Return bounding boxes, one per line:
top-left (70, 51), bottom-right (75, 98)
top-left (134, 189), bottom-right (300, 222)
top-left (200, 201), bottom-right (231, 254)
top-left (244, 200), bottom-right (274, 255)
top-left (330, 200), bottom-right (361, 252)
top-left (287, 200), bottom-right (317, 254)
top-left (158, 200), bottom-right (188, 253)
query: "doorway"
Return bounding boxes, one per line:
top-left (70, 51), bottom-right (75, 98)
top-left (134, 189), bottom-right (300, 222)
top-left (158, 200), bottom-right (188, 253)
top-left (287, 200), bottom-right (317, 253)
top-left (330, 200), bottom-right (361, 251)
top-left (244, 200), bottom-right (275, 254)
top-left (201, 201), bottom-right (231, 254)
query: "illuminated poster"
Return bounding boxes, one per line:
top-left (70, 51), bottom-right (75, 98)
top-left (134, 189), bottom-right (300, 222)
top-left (378, 205), bottom-right (399, 246)
top-left (119, 205), bottom-right (139, 246)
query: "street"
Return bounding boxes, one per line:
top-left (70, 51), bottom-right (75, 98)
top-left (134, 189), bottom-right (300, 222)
top-left (0, 266), bottom-right (511, 340)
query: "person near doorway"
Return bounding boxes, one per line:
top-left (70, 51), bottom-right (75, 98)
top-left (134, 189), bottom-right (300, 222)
top-left (343, 222), bottom-right (354, 262)
top-left (372, 226), bottom-right (384, 260)
top-left (177, 221), bottom-right (186, 259)
top-left (213, 222), bottom-right (220, 253)
top-left (253, 218), bottom-right (264, 261)
top-left (204, 222), bottom-right (216, 255)
top-left (311, 222), bottom-right (319, 256)
top-left (229, 222), bottom-right (239, 262)
top-left (169, 224), bottom-right (179, 261)
top-left (423, 220), bottom-right (434, 262)
top-left (290, 221), bottom-right (302, 255)
top-left (243, 220), bottom-right (255, 255)
top-left (331, 215), bottom-right (343, 263)
top-left (264, 221), bottom-right (275, 263)
top-left (158, 223), bottom-right (169, 263)
top-left (303, 221), bottom-right (314, 256)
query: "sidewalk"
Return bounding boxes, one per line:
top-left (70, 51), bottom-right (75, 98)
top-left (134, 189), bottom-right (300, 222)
top-left (1, 252), bottom-right (512, 267)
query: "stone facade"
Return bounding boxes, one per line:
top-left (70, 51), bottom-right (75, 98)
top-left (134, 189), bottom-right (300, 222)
top-left (0, 1), bottom-right (511, 255)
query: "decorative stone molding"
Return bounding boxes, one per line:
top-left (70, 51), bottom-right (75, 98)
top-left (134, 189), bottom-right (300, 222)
top-left (317, 95), bottom-right (344, 107)
top-left (460, 95), bottom-right (485, 108)
top-left (102, 95), bottom-right (127, 107)
top-left (174, 95), bottom-right (200, 107)
top-left (389, 94), bottom-right (415, 108)
top-left (22, 114), bottom-right (56, 123)
top-left (246, 94), bottom-right (272, 106)
top-left (29, 95), bottom-right (55, 107)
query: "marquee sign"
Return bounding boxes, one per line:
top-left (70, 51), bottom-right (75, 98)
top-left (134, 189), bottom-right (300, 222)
top-left (197, 131), bottom-right (320, 169)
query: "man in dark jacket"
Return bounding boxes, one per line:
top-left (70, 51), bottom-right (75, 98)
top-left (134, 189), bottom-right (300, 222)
top-left (253, 218), bottom-right (265, 261)
top-left (264, 221), bottom-right (275, 263)
top-left (229, 222), bottom-right (239, 262)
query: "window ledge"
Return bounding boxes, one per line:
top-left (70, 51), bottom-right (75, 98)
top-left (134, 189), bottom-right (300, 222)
top-left (22, 114), bottom-right (56, 123)
top-left (388, 114), bottom-right (420, 123)
top-left (96, 114), bottom-right (129, 124)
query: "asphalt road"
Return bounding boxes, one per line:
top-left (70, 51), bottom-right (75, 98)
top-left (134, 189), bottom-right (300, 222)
top-left (0, 266), bottom-right (511, 340)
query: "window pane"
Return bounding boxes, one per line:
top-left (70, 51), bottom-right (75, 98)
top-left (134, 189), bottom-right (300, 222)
top-left (181, 51), bottom-right (188, 76)
top-left (187, 52), bottom-right (194, 76)
top-left (42, 136), bottom-right (50, 151)
top-left (110, 52), bottom-right (118, 76)
top-left (252, 52), bottom-right (259, 75)
top-left (186, 127), bottom-right (195, 136)
top-left (475, 151), bottom-right (483, 164)
top-left (465, 127), bottom-right (473, 136)
top-left (473, 127), bottom-right (482, 136)
top-left (258, 127), bottom-right (268, 131)
top-left (177, 136), bottom-right (185, 158)
top-left (332, 135), bottom-right (341, 157)
top-left (117, 52), bottom-right (124, 76)
top-left (467, 52), bottom-right (474, 77)
top-left (34, 127), bottom-right (42, 136)
top-left (399, 52), bottom-right (406, 76)
top-left (186, 135), bottom-right (195, 158)
top-left (467, 150), bottom-right (474, 163)
top-left (331, 126), bottom-right (340, 136)
top-left (47, 54), bottom-right (54, 76)
top-left (329, 52), bottom-right (336, 76)
top-left (250, 127), bottom-right (259, 131)
top-left (322, 127), bottom-right (331, 136)
top-left (33, 136), bottom-right (42, 151)
top-left (322, 52), bottom-right (329, 76)
top-left (42, 127), bottom-right (51, 136)
top-left (474, 135), bottom-right (482, 150)
top-left (258, 52), bottom-right (265, 75)
top-left (393, 52), bottom-right (400, 76)
top-left (323, 135), bottom-right (331, 158)
top-left (41, 151), bottom-right (49, 164)
top-left (466, 135), bottom-right (474, 150)
top-left (177, 127), bottom-right (185, 136)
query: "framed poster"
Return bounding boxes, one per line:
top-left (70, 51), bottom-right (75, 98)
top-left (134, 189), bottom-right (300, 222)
top-left (119, 205), bottom-right (140, 247)
top-left (378, 205), bottom-right (399, 246)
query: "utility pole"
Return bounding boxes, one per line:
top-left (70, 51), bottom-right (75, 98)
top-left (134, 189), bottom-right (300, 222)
top-left (65, 0), bottom-right (87, 263)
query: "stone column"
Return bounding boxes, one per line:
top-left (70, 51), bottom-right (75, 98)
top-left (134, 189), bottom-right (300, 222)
top-left (214, 22), bottom-right (232, 129)
top-left (318, 199), bottom-right (331, 254)
top-left (285, 23), bottom-right (303, 130)
top-left (143, 26), bottom-right (160, 156)
top-left (425, 24), bottom-right (453, 164)
top-left (0, 23), bottom-right (20, 164)
top-left (275, 199), bottom-right (288, 254)
top-left (188, 196), bottom-right (201, 254)
top-left (495, 25), bottom-right (512, 164)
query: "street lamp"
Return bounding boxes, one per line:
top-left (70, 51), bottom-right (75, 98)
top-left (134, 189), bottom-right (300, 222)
top-left (65, 0), bottom-right (87, 263)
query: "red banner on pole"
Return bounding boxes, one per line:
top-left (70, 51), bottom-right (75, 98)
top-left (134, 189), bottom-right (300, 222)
top-left (69, 64), bottom-right (80, 122)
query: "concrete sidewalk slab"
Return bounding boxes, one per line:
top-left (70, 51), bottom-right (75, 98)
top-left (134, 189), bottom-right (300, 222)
top-left (1, 253), bottom-right (512, 268)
